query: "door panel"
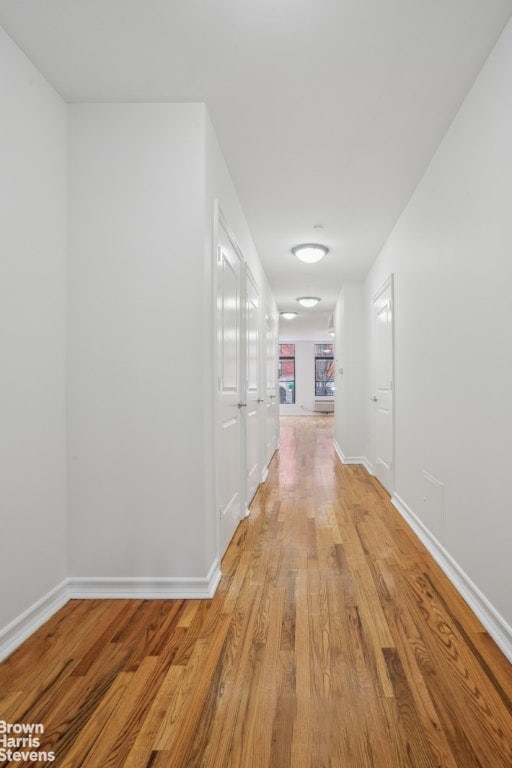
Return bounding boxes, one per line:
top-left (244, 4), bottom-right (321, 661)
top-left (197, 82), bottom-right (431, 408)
top-left (245, 267), bottom-right (260, 504)
top-left (217, 221), bottom-right (243, 556)
top-left (372, 277), bottom-right (394, 492)
top-left (220, 255), bottom-right (240, 391)
top-left (265, 308), bottom-right (279, 466)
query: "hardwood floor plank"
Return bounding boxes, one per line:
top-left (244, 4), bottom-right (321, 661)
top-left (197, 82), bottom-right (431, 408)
top-left (58, 669), bottom-right (135, 768)
top-left (160, 615), bottom-right (231, 766)
top-left (76, 656), bottom-right (160, 768)
top-left (198, 587), bottom-right (266, 768)
top-left (383, 646), bottom-right (440, 767)
top-left (237, 589), bottom-right (284, 768)
top-left (153, 638), bottom-right (210, 752)
top-left (403, 566), bottom-right (512, 766)
top-left (290, 570), bottom-right (312, 768)
top-left (1, 416), bottom-right (511, 767)
top-left (71, 600), bottom-right (142, 677)
top-left (268, 649), bottom-right (296, 768)
top-left (381, 603), bottom-right (460, 767)
top-left (0, 599), bottom-right (109, 693)
top-left (122, 665), bottom-right (185, 768)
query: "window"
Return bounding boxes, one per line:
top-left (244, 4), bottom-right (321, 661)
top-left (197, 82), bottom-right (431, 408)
top-left (279, 343), bottom-right (295, 404)
top-left (314, 343), bottom-right (335, 396)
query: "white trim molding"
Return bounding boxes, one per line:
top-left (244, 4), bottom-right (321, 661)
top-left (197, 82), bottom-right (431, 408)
top-left (68, 558), bottom-right (222, 600)
top-left (333, 439), bottom-right (373, 475)
top-left (0, 561), bottom-right (223, 661)
top-left (392, 492), bottom-right (512, 664)
top-left (0, 580), bottom-right (69, 662)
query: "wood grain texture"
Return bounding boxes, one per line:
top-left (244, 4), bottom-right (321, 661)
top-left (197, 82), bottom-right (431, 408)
top-left (1, 416), bottom-right (511, 767)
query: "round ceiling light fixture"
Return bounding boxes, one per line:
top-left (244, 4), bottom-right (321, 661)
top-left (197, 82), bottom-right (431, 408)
top-left (280, 311), bottom-right (299, 320)
top-left (296, 296), bottom-right (321, 308)
top-left (291, 243), bottom-right (329, 264)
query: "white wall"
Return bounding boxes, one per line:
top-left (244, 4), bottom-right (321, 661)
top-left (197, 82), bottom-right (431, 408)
top-left (67, 103), bottom-right (210, 579)
top-left (334, 282), bottom-right (366, 460)
top-left (363, 19), bottom-right (512, 632)
top-left (0, 29), bottom-right (67, 628)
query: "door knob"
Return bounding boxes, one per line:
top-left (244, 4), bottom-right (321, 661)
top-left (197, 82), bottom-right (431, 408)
top-left (371, 396), bottom-right (377, 402)
top-left (257, 398), bottom-right (265, 403)
top-left (237, 401), bottom-right (247, 408)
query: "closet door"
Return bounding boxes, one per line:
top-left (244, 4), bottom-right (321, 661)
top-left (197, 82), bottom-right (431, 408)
top-left (264, 307), bottom-right (279, 468)
top-left (245, 266), bottom-right (261, 505)
top-left (216, 218), bottom-right (244, 555)
top-left (371, 275), bottom-right (394, 492)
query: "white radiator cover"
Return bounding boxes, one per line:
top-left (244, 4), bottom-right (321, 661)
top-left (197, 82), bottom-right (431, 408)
top-left (314, 400), bottom-right (334, 413)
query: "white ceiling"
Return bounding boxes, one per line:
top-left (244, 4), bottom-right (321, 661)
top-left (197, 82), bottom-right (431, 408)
top-left (1, 0), bottom-right (511, 328)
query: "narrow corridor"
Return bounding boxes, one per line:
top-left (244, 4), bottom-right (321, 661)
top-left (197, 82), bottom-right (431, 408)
top-left (1, 417), bottom-right (511, 767)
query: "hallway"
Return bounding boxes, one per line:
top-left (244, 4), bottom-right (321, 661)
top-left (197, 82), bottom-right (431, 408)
top-left (1, 417), bottom-right (511, 767)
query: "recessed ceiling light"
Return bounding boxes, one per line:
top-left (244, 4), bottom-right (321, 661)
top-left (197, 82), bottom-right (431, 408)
top-left (291, 243), bottom-right (329, 264)
top-left (280, 311), bottom-right (299, 320)
top-left (296, 296), bottom-right (321, 308)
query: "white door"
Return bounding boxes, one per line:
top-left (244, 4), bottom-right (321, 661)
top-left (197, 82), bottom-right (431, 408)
top-left (371, 276), bottom-right (394, 492)
top-left (264, 308), bottom-right (279, 471)
top-left (245, 266), bottom-right (261, 506)
top-left (217, 219), bottom-right (244, 555)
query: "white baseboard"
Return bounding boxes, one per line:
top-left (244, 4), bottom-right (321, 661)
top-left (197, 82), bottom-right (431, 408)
top-left (261, 465), bottom-right (269, 483)
top-left (0, 580), bottom-right (69, 663)
top-left (68, 558), bottom-right (222, 600)
top-left (333, 439), bottom-right (373, 475)
top-left (0, 561), bottom-right (223, 661)
top-left (392, 493), bottom-right (512, 663)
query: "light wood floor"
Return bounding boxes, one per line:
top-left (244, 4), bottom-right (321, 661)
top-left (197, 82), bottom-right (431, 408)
top-left (1, 416), bottom-right (512, 767)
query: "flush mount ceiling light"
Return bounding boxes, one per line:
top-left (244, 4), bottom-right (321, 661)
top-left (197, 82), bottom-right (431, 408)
top-left (296, 296), bottom-right (321, 308)
top-left (291, 243), bottom-right (329, 264)
top-left (280, 311), bottom-right (299, 320)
